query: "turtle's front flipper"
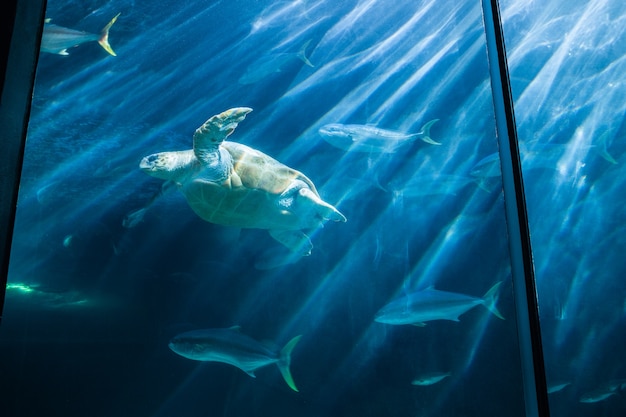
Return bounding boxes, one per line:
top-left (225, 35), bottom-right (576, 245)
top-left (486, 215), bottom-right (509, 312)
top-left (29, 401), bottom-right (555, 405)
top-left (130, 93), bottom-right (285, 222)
top-left (269, 229), bottom-right (313, 256)
top-left (193, 107), bottom-right (253, 163)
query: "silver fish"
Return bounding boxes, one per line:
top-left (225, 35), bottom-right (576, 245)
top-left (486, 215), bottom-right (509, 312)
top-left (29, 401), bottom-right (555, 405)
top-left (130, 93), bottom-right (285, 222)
top-left (375, 281), bottom-right (505, 326)
top-left (411, 371), bottom-right (451, 386)
top-left (319, 119), bottom-right (440, 152)
top-left (547, 381), bottom-right (571, 394)
top-left (41, 13), bottom-right (120, 56)
top-left (579, 379), bottom-right (626, 403)
top-left (169, 326), bottom-right (302, 391)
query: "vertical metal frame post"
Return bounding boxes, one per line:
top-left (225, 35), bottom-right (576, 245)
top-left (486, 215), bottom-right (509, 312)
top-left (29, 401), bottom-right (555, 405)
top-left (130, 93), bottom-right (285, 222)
top-left (0, 0), bottom-right (47, 323)
top-left (481, 0), bottom-right (550, 416)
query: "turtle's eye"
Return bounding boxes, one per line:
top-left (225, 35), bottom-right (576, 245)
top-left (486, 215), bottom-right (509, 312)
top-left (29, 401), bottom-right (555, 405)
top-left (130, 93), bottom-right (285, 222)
top-left (147, 154), bottom-right (160, 164)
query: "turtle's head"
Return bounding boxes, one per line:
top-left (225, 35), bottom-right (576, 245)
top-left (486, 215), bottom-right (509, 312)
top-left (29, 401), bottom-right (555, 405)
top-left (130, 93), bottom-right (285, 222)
top-left (140, 151), bottom-right (189, 180)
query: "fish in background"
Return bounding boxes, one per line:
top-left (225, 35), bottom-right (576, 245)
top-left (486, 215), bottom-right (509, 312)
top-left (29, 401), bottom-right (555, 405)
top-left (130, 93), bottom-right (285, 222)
top-left (596, 131), bottom-right (618, 164)
top-left (375, 281), bottom-right (505, 326)
top-left (470, 136), bottom-right (618, 180)
top-left (579, 379), bottom-right (626, 403)
top-left (169, 326), bottom-right (302, 392)
top-left (122, 181), bottom-right (177, 228)
top-left (411, 371), bottom-right (451, 386)
top-left (40, 13), bottom-right (120, 56)
top-left (319, 119), bottom-right (440, 153)
top-left (238, 39), bottom-right (314, 85)
top-left (547, 380), bottom-right (571, 394)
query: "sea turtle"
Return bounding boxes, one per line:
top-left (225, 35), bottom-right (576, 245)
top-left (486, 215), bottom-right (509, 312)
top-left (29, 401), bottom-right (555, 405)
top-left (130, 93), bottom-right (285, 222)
top-left (139, 107), bottom-right (346, 255)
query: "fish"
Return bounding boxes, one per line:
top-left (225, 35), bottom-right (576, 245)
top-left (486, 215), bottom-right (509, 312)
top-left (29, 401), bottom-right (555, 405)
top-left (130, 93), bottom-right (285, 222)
top-left (169, 326), bottom-right (302, 392)
top-left (319, 119), bottom-right (440, 152)
top-left (238, 40), bottom-right (314, 85)
top-left (547, 381), bottom-right (571, 394)
top-left (411, 371), bottom-right (451, 386)
top-left (470, 152), bottom-right (501, 178)
top-left (596, 131), bottom-right (618, 164)
top-left (374, 281), bottom-right (505, 326)
top-left (62, 234), bottom-right (74, 248)
top-left (122, 207), bottom-right (147, 228)
top-left (579, 379), bottom-right (626, 403)
top-left (41, 13), bottom-right (120, 56)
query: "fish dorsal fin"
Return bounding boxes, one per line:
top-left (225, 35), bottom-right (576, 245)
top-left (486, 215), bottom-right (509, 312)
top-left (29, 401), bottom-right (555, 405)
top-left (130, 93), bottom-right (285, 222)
top-left (228, 325), bottom-right (242, 332)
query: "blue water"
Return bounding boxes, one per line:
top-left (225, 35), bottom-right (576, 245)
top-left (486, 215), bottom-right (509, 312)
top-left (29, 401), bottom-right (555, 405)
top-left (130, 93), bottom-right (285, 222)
top-left (1, 0), bottom-right (624, 416)
top-left (501, 0), bottom-right (626, 415)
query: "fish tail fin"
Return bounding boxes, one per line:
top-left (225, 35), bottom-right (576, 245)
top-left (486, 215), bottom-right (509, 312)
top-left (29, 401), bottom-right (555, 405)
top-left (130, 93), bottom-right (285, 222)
top-left (596, 132), bottom-right (618, 164)
top-left (417, 119), bottom-right (441, 145)
top-left (482, 281), bottom-right (505, 320)
top-left (297, 39), bottom-right (315, 67)
top-left (98, 13), bottom-right (120, 56)
top-left (277, 335), bottom-right (302, 392)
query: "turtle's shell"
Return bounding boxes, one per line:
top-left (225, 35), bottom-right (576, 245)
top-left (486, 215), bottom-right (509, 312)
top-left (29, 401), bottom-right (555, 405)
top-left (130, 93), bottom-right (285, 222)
top-left (179, 141), bottom-right (322, 230)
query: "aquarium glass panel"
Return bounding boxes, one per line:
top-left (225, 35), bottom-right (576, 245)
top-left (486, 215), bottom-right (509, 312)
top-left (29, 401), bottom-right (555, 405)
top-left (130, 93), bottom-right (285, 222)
top-left (501, 0), bottom-right (626, 415)
top-left (2, 1), bottom-right (530, 416)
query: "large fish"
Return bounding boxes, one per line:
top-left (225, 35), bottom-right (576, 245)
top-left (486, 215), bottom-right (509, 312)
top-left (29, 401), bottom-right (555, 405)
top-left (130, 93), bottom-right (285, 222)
top-left (41, 13), bottom-right (120, 56)
top-left (169, 326), bottom-right (302, 391)
top-left (375, 281), bottom-right (505, 326)
top-left (319, 119), bottom-right (440, 152)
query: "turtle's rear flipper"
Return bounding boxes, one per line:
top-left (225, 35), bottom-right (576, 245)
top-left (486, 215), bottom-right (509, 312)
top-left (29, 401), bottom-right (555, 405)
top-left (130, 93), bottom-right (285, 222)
top-left (269, 229), bottom-right (312, 256)
top-left (298, 188), bottom-right (347, 222)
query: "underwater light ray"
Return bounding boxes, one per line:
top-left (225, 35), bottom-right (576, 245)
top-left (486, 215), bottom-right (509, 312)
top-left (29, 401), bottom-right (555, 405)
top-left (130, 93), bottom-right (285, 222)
top-left (277, 0), bottom-right (436, 105)
top-left (329, 0), bottom-right (379, 35)
top-left (275, 16), bottom-right (483, 162)
top-left (423, 313), bottom-right (496, 415)
top-left (249, 0), bottom-right (317, 35)
top-left (249, 1), bottom-right (300, 34)
top-left (570, 313), bottom-right (626, 387)
top-left (36, 2), bottom-right (243, 136)
top-left (549, 194), bottom-right (613, 349)
top-left (347, 0), bottom-right (437, 67)
top-left (369, 3), bottom-right (483, 123)
top-left (512, 0), bottom-right (617, 132)
top-left (552, 273), bottom-right (589, 349)
top-left (272, 192), bottom-right (418, 343)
